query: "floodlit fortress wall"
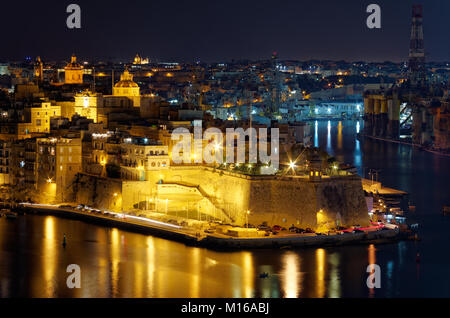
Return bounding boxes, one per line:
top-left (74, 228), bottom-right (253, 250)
top-left (74, 166), bottom-right (370, 231)
top-left (150, 167), bottom-right (369, 230)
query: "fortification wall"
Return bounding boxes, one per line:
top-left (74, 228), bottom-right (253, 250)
top-left (148, 167), bottom-right (369, 230)
top-left (73, 167), bottom-right (369, 230)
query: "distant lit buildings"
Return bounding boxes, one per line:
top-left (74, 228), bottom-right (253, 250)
top-left (64, 54), bottom-right (84, 84)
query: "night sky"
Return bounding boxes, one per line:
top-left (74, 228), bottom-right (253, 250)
top-left (1, 0), bottom-right (449, 62)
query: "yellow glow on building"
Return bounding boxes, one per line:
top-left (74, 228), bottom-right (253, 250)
top-left (65, 54), bottom-right (84, 84)
top-left (113, 69), bottom-right (140, 97)
top-left (18, 102), bottom-right (61, 136)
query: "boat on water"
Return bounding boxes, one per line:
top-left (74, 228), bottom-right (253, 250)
top-left (1, 209), bottom-right (18, 219)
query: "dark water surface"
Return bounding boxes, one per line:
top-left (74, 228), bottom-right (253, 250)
top-left (0, 120), bottom-right (449, 298)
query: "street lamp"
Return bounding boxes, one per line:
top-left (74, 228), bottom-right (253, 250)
top-left (246, 210), bottom-right (250, 228)
top-left (289, 161), bottom-right (296, 170)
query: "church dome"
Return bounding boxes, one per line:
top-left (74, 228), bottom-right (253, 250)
top-left (65, 54), bottom-right (82, 69)
top-left (114, 69), bottom-right (138, 88)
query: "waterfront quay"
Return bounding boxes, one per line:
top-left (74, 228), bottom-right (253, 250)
top-left (16, 203), bottom-right (407, 250)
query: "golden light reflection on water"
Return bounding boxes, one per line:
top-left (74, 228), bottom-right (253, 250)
top-left (337, 121), bottom-right (343, 149)
top-left (281, 252), bottom-right (301, 298)
top-left (327, 252), bottom-right (341, 298)
top-left (110, 228), bottom-right (120, 297)
top-left (189, 248), bottom-right (201, 298)
top-left (134, 244), bottom-right (144, 297)
top-left (42, 216), bottom-right (57, 297)
top-left (95, 227), bottom-right (108, 297)
top-left (316, 248), bottom-right (326, 298)
top-left (241, 252), bottom-right (254, 298)
top-left (368, 244), bottom-right (376, 297)
top-left (146, 236), bottom-right (155, 297)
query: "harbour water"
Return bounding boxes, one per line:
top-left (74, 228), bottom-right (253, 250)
top-left (0, 120), bottom-right (449, 298)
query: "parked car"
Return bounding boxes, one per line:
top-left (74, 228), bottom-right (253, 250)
top-left (167, 219), bottom-right (179, 225)
top-left (305, 228), bottom-right (314, 233)
top-left (258, 224), bottom-right (271, 231)
top-left (204, 228), bottom-right (215, 234)
top-left (59, 204), bottom-right (74, 209)
top-left (272, 225), bottom-right (283, 231)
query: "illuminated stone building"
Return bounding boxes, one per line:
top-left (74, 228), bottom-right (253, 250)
top-left (0, 141), bottom-right (10, 184)
top-left (74, 90), bottom-right (104, 123)
top-left (14, 82), bottom-right (42, 100)
top-left (64, 54), bottom-right (84, 84)
top-left (8, 138), bottom-right (38, 200)
top-left (0, 102), bottom-right (61, 140)
top-left (36, 137), bottom-right (82, 203)
top-left (88, 131), bottom-right (121, 177)
top-left (18, 102), bottom-right (61, 136)
top-left (34, 56), bottom-right (43, 83)
top-left (120, 137), bottom-right (169, 181)
top-left (133, 53), bottom-right (149, 65)
top-left (113, 69), bottom-right (140, 97)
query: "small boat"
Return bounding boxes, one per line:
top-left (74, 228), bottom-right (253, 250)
top-left (259, 272), bottom-right (269, 279)
top-left (3, 210), bottom-right (18, 219)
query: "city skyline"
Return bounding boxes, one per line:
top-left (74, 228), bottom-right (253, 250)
top-left (0, 0), bottom-right (449, 302)
top-left (1, 0), bottom-right (450, 63)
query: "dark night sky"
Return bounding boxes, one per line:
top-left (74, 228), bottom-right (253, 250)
top-left (1, 0), bottom-right (449, 62)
